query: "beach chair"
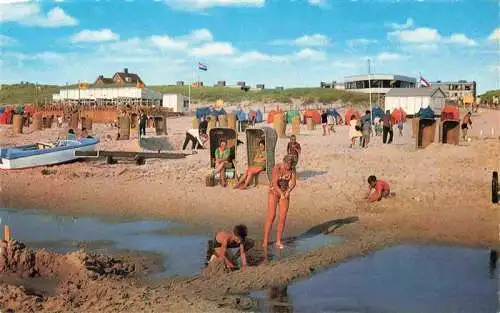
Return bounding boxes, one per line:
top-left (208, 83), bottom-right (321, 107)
top-left (209, 128), bottom-right (238, 182)
top-left (416, 118), bottom-right (437, 149)
top-left (245, 126), bottom-right (277, 186)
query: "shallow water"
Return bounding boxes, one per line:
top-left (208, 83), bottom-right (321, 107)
top-left (253, 244), bottom-right (498, 313)
top-left (0, 209), bottom-right (343, 278)
top-left (0, 208), bottom-right (208, 277)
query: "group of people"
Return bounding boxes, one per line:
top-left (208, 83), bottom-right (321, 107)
top-left (349, 110), bottom-right (404, 148)
top-left (67, 127), bottom-right (92, 140)
top-left (208, 172), bottom-right (391, 269)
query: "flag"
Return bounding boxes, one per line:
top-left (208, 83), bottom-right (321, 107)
top-left (419, 76), bottom-right (431, 88)
top-left (198, 63), bottom-right (207, 71)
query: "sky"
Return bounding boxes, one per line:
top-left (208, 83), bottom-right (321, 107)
top-left (0, 0), bottom-right (498, 92)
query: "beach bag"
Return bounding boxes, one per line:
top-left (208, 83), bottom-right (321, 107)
top-left (205, 174), bottom-right (216, 187)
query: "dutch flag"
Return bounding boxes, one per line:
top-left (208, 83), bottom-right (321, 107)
top-left (198, 63), bottom-right (208, 71)
top-left (419, 76), bottom-right (431, 88)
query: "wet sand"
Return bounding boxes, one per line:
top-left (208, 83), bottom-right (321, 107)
top-left (0, 108), bottom-right (499, 312)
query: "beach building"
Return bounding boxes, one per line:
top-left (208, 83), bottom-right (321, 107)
top-left (384, 87), bottom-right (446, 116)
top-left (344, 74), bottom-right (416, 94)
top-left (52, 86), bottom-right (163, 106)
top-left (430, 80), bottom-right (476, 103)
top-left (95, 68), bottom-right (144, 86)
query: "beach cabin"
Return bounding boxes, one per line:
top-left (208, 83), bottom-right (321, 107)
top-left (384, 88), bottom-right (446, 117)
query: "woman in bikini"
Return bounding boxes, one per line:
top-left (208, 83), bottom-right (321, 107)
top-left (263, 155), bottom-right (297, 249)
top-left (234, 140), bottom-right (266, 190)
top-left (206, 224), bottom-right (249, 269)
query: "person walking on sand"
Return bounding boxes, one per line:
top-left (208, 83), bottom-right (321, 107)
top-left (366, 175), bottom-right (391, 202)
top-left (461, 112), bottom-right (472, 141)
top-left (286, 135), bottom-right (301, 171)
top-left (139, 112), bottom-right (147, 137)
top-left (349, 116), bottom-right (363, 148)
top-left (263, 155), bottom-right (297, 250)
top-left (382, 110), bottom-right (394, 144)
top-left (397, 119), bottom-right (404, 136)
top-left (321, 110), bottom-right (330, 136)
top-left (361, 110), bottom-right (372, 148)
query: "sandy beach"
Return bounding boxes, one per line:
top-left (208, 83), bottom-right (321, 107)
top-left (0, 107), bottom-right (499, 312)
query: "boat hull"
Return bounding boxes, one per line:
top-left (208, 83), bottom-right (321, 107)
top-left (0, 139), bottom-right (98, 170)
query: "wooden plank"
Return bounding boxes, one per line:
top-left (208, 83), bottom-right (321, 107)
top-left (75, 150), bottom-right (191, 159)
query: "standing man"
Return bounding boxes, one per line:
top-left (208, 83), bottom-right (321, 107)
top-left (382, 110), bottom-right (394, 144)
top-left (361, 110), bottom-right (372, 148)
top-left (139, 111), bottom-right (147, 137)
top-left (321, 110), bottom-right (330, 136)
top-left (287, 135), bottom-right (301, 171)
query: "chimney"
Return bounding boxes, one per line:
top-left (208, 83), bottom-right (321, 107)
top-left (124, 68), bottom-right (128, 74)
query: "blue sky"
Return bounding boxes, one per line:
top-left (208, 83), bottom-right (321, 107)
top-left (0, 0), bottom-right (498, 92)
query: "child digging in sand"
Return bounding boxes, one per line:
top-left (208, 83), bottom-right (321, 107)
top-left (206, 224), bottom-right (250, 269)
top-left (366, 175), bottom-right (391, 202)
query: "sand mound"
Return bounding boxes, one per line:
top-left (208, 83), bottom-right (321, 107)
top-left (0, 240), bottom-right (136, 280)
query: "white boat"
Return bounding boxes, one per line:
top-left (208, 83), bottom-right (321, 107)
top-left (0, 137), bottom-right (99, 170)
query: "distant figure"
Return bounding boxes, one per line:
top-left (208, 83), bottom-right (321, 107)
top-left (382, 110), bottom-right (394, 144)
top-left (199, 116), bottom-right (208, 135)
top-left (321, 110), bottom-right (330, 136)
top-left (327, 114), bottom-right (336, 133)
top-left (67, 129), bottom-right (76, 140)
top-left (366, 175), bottom-right (391, 202)
top-left (375, 118), bottom-right (383, 136)
top-left (139, 112), bottom-right (147, 137)
top-left (397, 119), bottom-right (404, 136)
top-left (80, 127), bottom-right (89, 139)
top-left (286, 135), bottom-right (301, 171)
top-left (361, 110), bottom-right (372, 148)
top-left (349, 116), bottom-right (362, 148)
top-left (57, 116), bottom-right (63, 128)
top-left (182, 128), bottom-right (207, 150)
top-left (461, 112), bottom-right (472, 141)
top-left (206, 224), bottom-right (250, 269)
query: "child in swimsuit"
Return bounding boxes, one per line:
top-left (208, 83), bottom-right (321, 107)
top-left (366, 175), bottom-right (391, 202)
top-left (206, 224), bottom-right (249, 269)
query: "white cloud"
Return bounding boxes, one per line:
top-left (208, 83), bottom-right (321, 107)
top-left (186, 28), bottom-right (213, 42)
top-left (308, 0), bottom-right (327, 7)
top-left (386, 18), bottom-right (414, 30)
top-left (347, 38), bottom-right (377, 46)
top-left (295, 48), bottom-right (326, 61)
top-left (376, 52), bottom-right (404, 61)
top-left (0, 34), bottom-right (17, 46)
top-left (189, 42), bottom-right (235, 57)
top-left (164, 0), bottom-right (265, 10)
top-left (151, 35), bottom-right (188, 50)
top-left (488, 28), bottom-right (500, 41)
top-left (233, 51), bottom-right (288, 63)
top-left (389, 27), bottom-right (440, 43)
top-left (295, 34), bottom-right (329, 46)
top-left (446, 33), bottom-right (477, 46)
top-left (271, 34), bottom-right (329, 47)
top-left (0, 3), bottom-right (78, 27)
top-left (71, 29), bottom-right (119, 43)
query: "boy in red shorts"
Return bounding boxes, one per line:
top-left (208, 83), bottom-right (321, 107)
top-left (366, 175), bottom-right (391, 202)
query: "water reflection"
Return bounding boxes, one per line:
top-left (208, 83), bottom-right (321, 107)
top-left (266, 285), bottom-right (293, 313)
top-left (489, 249), bottom-right (497, 278)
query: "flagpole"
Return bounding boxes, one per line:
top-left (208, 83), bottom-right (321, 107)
top-left (368, 59), bottom-right (373, 125)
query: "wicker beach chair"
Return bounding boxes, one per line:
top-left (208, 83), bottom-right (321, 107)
top-left (245, 126), bottom-right (277, 186)
top-left (209, 128), bottom-right (238, 182)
